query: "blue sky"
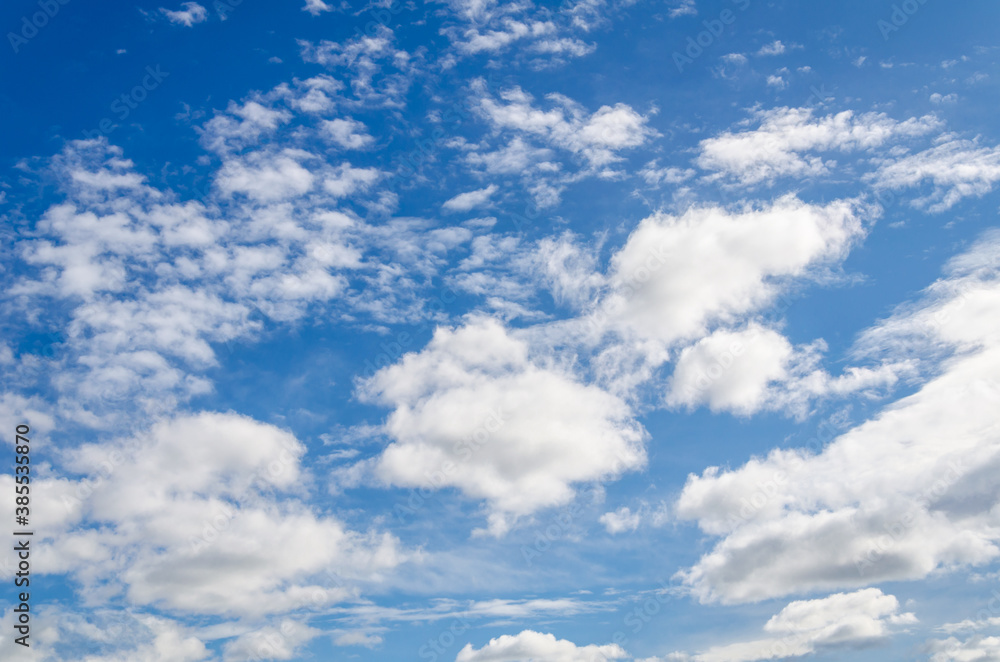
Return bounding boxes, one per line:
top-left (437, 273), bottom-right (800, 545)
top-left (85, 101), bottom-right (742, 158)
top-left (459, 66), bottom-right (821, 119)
top-left (2, 0), bottom-right (1000, 660)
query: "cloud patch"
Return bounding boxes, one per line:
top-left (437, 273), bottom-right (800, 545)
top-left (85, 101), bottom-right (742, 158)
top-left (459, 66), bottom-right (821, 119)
top-left (456, 630), bottom-right (628, 661)
top-left (359, 317), bottom-right (646, 535)
top-left (674, 230), bottom-right (1000, 604)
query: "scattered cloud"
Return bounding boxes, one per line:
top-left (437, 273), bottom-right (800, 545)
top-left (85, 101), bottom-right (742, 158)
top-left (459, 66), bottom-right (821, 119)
top-left (668, 0), bottom-right (697, 18)
top-left (600, 506), bottom-right (642, 534)
top-left (757, 40), bottom-right (786, 56)
top-left (443, 184), bottom-right (499, 212)
top-left (456, 630), bottom-right (628, 661)
top-left (665, 324), bottom-right (903, 417)
top-left (926, 635), bottom-right (1000, 661)
top-left (473, 82), bottom-right (657, 169)
top-left (668, 589), bottom-right (916, 661)
top-left (872, 138), bottom-right (1000, 211)
top-left (697, 106), bottom-right (941, 185)
top-left (766, 74), bottom-right (787, 89)
top-left (674, 230), bottom-right (1000, 603)
top-left (1, 413), bottom-right (407, 619)
top-left (302, 0), bottom-right (333, 16)
top-left (322, 117), bottom-right (375, 149)
top-left (160, 2), bottom-right (208, 27)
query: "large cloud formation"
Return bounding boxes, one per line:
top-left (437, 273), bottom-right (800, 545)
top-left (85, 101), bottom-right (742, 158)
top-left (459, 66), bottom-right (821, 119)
top-left (674, 230), bottom-right (1000, 604)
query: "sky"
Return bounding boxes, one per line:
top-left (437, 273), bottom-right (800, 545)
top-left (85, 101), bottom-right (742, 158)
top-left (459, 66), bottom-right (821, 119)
top-left (1, 0), bottom-right (1000, 660)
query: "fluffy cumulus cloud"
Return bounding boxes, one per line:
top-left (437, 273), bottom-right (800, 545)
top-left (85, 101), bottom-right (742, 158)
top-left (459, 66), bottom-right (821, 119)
top-left (667, 589), bottom-right (916, 661)
top-left (673, 230), bottom-right (1000, 604)
top-left (215, 150), bottom-right (316, 201)
top-left (322, 118), bottom-right (375, 149)
top-left (456, 630), bottom-right (628, 661)
top-left (665, 324), bottom-right (903, 417)
top-left (359, 317), bottom-right (646, 535)
top-left (600, 506), bottom-right (642, 534)
top-left (666, 325), bottom-right (793, 415)
top-left (323, 162), bottom-right (382, 197)
top-left (596, 196), bottom-right (867, 347)
top-left (1, 413), bottom-right (406, 623)
top-left (696, 107), bottom-right (940, 185)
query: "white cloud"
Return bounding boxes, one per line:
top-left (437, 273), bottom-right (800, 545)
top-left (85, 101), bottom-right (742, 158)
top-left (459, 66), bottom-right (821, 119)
top-left (222, 619), bottom-right (322, 661)
top-left (288, 75), bottom-right (343, 114)
top-left (8, 138), bottom-right (486, 430)
top-left (323, 162), bottom-right (382, 197)
top-left (766, 74), bottom-right (787, 89)
top-left (669, 589), bottom-right (916, 661)
top-left (531, 231), bottom-right (605, 309)
top-left (665, 324), bottom-right (903, 417)
top-left (81, 616), bottom-right (210, 662)
top-left (580, 104), bottom-right (654, 149)
top-left (697, 106), bottom-right (941, 185)
top-left (666, 325), bottom-right (793, 415)
top-left (673, 230), bottom-right (1000, 604)
top-left (441, 0), bottom-right (501, 25)
top-left (302, 0), bottom-right (333, 16)
top-left (160, 2), bottom-right (208, 26)
top-left (216, 150), bottom-right (315, 201)
top-left (598, 196), bottom-right (867, 346)
top-left (473, 83), bottom-right (656, 168)
top-left (456, 630), bottom-right (628, 661)
top-left (332, 629), bottom-right (384, 647)
top-left (529, 37), bottom-right (596, 57)
top-left (457, 20), bottom-right (556, 55)
top-left (756, 40), bottom-right (785, 56)
top-left (0, 607), bottom-right (204, 661)
top-left (465, 137), bottom-right (557, 175)
top-left (322, 118), bottom-right (375, 149)
top-left (447, 231), bottom-right (603, 315)
top-left (927, 635), bottom-right (1000, 661)
top-left (872, 139), bottom-right (1000, 212)
top-left (639, 160), bottom-right (695, 186)
top-left (930, 92), bottom-right (958, 104)
top-left (937, 614), bottom-right (1000, 635)
top-left (600, 506), bottom-right (642, 534)
top-left (0, 393), bottom-right (55, 442)
top-left (199, 99), bottom-right (292, 155)
top-left (358, 317), bottom-right (646, 535)
top-left (443, 184), bottom-right (499, 212)
top-left (668, 0), bottom-right (697, 18)
top-left (438, 0), bottom-right (604, 63)
top-left (14, 412), bottom-right (406, 617)
top-left (299, 26), bottom-right (416, 107)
